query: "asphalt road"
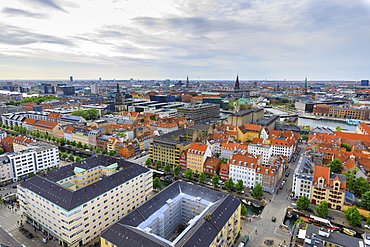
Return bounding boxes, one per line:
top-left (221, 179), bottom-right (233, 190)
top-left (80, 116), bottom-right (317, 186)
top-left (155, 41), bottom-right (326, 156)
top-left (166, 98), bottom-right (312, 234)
top-left (238, 144), bottom-right (305, 247)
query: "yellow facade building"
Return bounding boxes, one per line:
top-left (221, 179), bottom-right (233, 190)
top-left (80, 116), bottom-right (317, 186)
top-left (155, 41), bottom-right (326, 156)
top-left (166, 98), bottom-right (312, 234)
top-left (150, 128), bottom-right (197, 166)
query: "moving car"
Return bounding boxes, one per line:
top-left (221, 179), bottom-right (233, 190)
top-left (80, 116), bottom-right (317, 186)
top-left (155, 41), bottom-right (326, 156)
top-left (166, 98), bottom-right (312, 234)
top-left (285, 171), bottom-right (290, 177)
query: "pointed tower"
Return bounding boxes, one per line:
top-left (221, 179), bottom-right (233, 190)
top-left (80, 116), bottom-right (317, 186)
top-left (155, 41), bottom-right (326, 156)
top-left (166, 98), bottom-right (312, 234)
top-left (234, 74), bottom-right (240, 90)
top-left (304, 76), bottom-right (308, 94)
top-left (115, 82), bottom-right (124, 112)
top-left (186, 76), bottom-right (189, 88)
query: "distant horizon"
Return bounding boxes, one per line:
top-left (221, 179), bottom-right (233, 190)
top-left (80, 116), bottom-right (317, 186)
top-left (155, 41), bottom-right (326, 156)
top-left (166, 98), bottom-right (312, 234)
top-left (0, 78), bottom-right (365, 82)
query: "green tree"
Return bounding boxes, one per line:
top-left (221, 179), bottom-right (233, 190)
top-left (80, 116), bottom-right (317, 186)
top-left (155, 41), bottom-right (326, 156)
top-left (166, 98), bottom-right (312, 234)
top-left (353, 177), bottom-right (370, 196)
top-left (89, 146), bottom-right (94, 151)
top-left (109, 150), bottom-right (115, 156)
top-left (220, 158), bottom-right (228, 164)
top-left (149, 115), bottom-right (156, 120)
top-left (198, 172), bottom-right (206, 183)
top-left (343, 168), bottom-right (358, 190)
top-left (184, 168), bottom-right (193, 179)
top-left (82, 144), bottom-right (88, 149)
top-left (61, 152), bottom-right (68, 159)
top-left (102, 148), bottom-right (107, 155)
top-left (224, 178), bottom-right (235, 190)
top-left (327, 159), bottom-right (342, 173)
top-left (145, 158), bottom-right (152, 167)
top-left (75, 156), bottom-right (82, 162)
top-left (335, 126), bottom-right (341, 132)
top-left (241, 204), bottom-right (247, 216)
top-left (344, 206), bottom-right (362, 226)
top-left (155, 161), bottom-right (162, 170)
top-left (341, 143), bottom-right (351, 151)
top-left (68, 154), bottom-right (75, 162)
top-left (252, 183), bottom-right (263, 199)
top-left (225, 101), bottom-right (234, 110)
top-left (71, 141), bottom-right (77, 146)
top-left (153, 177), bottom-right (161, 190)
top-left (95, 147), bottom-right (101, 153)
top-left (296, 195), bottom-right (310, 210)
top-left (164, 163), bottom-right (171, 173)
top-left (281, 98), bottom-right (289, 104)
top-left (367, 217), bottom-right (370, 225)
top-left (361, 191), bottom-right (370, 211)
top-left (0, 147), bottom-right (3, 154)
top-left (316, 201), bottom-right (329, 217)
top-left (300, 134), bottom-right (308, 140)
top-left (174, 165), bottom-right (181, 177)
top-left (76, 142), bottom-right (82, 148)
top-left (293, 218), bottom-right (307, 228)
top-left (212, 174), bottom-right (220, 187)
top-left (235, 179), bottom-right (244, 193)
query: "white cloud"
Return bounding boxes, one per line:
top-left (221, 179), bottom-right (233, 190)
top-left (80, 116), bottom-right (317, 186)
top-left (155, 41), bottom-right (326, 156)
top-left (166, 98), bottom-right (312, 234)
top-left (0, 0), bottom-right (370, 79)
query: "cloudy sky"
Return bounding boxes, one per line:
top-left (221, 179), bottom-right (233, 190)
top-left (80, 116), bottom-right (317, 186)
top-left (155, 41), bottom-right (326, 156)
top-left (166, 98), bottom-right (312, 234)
top-left (1, 0), bottom-right (370, 80)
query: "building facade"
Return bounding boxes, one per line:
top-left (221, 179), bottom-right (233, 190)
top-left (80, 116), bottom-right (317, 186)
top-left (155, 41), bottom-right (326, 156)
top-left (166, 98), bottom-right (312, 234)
top-left (18, 156), bottom-right (152, 247)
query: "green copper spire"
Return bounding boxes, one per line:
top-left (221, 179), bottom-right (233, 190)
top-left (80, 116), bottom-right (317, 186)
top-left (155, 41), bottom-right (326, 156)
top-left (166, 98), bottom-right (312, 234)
top-left (304, 76), bottom-right (307, 88)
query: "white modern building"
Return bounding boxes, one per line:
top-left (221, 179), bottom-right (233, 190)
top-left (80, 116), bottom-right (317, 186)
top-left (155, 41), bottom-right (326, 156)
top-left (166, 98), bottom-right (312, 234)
top-left (292, 155), bottom-right (314, 199)
top-left (18, 155), bottom-right (152, 247)
top-left (7, 142), bottom-right (59, 181)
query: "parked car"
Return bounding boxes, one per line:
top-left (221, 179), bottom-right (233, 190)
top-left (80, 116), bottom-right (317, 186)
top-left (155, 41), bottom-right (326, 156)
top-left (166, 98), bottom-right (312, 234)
top-left (326, 215), bottom-right (335, 220)
top-left (305, 207), bottom-right (314, 213)
top-left (364, 225), bottom-right (370, 229)
top-left (241, 235), bottom-right (249, 244)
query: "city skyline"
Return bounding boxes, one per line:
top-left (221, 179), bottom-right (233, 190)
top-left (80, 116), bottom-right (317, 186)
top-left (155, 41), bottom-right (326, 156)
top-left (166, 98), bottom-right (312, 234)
top-left (1, 0), bottom-right (370, 80)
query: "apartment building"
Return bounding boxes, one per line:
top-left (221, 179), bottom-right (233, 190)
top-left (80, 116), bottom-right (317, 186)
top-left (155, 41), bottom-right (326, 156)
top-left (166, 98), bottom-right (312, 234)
top-left (271, 135), bottom-right (297, 161)
top-left (292, 155), bottom-right (314, 199)
top-left (156, 122), bottom-right (178, 134)
top-left (329, 105), bottom-right (370, 120)
top-left (203, 157), bottom-right (220, 176)
top-left (248, 143), bottom-right (271, 165)
top-left (18, 155), bottom-right (152, 247)
top-left (100, 181), bottom-right (241, 247)
top-left (8, 142), bottom-right (59, 181)
top-left (186, 142), bottom-right (212, 173)
top-left (0, 155), bottom-right (12, 184)
top-left (136, 131), bottom-right (156, 151)
top-left (220, 142), bottom-right (248, 160)
top-left (71, 128), bottom-right (90, 146)
top-left (150, 128), bottom-right (197, 166)
top-left (32, 120), bottom-right (63, 138)
top-left (310, 165), bottom-right (346, 210)
top-left (177, 103), bottom-right (220, 123)
top-left (229, 153), bottom-right (262, 188)
top-left (237, 123), bottom-right (261, 142)
top-left (227, 108), bottom-right (264, 126)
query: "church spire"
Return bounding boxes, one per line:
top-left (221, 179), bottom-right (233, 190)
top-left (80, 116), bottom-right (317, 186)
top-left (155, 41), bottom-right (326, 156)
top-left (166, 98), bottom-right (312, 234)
top-left (116, 82), bottom-right (120, 93)
top-left (234, 74), bottom-right (240, 89)
top-left (186, 76), bottom-right (189, 88)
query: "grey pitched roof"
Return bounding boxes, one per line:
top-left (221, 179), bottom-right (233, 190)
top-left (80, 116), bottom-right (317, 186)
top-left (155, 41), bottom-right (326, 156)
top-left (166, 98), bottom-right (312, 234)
top-left (304, 224), bottom-right (362, 247)
top-left (20, 156), bottom-right (149, 211)
top-left (101, 181), bottom-right (240, 247)
top-left (188, 124), bottom-right (210, 131)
